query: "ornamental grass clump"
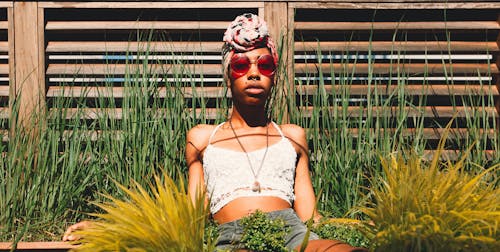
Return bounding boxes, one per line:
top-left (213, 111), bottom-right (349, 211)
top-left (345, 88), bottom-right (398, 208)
top-left (71, 174), bottom-right (211, 252)
top-left (360, 123), bottom-right (500, 252)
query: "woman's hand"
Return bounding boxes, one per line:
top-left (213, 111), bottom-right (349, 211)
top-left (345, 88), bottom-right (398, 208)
top-left (62, 221), bottom-right (92, 241)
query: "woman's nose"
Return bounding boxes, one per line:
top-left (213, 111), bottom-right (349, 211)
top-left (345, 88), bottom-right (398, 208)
top-left (247, 62), bottom-right (261, 79)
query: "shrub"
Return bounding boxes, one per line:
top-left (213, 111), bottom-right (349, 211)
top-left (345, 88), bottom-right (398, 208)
top-left (359, 124), bottom-right (500, 252)
top-left (71, 174), bottom-right (210, 252)
top-left (312, 218), bottom-right (370, 248)
top-left (239, 210), bottom-right (289, 252)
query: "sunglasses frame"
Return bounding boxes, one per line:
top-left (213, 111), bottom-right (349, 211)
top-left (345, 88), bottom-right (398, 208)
top-left (229, 53), bottom-right (276, 79)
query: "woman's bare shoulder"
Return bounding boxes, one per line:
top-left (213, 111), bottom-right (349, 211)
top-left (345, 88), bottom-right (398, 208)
top-left (276, 123), bottom-right (307, 147)
top-left (186, 124), bottom-right (219, 150)
top-left (278, 123), bottom-right (306, 138)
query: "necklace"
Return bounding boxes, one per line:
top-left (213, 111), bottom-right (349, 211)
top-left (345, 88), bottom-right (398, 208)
top-left (228, 120), bottom-right (269, 193)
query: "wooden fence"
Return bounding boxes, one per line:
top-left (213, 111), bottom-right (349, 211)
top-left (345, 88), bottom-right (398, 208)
top-left (1, 1), bottom-right (499, 155)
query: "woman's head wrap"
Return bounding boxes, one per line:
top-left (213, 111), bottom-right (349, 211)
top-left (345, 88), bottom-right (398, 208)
top-left (222, 13), bottom-right (278, 82)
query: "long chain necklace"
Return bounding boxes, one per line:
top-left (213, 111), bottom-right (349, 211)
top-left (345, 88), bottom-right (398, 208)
top-left (228, 120), bottom-right (269, 193)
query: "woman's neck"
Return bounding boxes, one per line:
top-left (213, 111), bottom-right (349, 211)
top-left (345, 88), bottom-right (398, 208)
top-left (230, 104), bottom-right (268, 128)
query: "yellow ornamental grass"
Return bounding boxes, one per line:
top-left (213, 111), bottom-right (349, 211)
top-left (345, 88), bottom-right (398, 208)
top-left (360, 122), bottom-right (500, 252)
top-left (71, 174), bottom-right (210, 252)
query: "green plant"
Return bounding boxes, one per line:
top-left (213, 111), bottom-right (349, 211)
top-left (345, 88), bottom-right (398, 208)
top-left (359, 122), bottom-right (500, 252)
top-left (312, 219), bottom-right (370, 248)
top-left (239, 210), bottom-right (289, 252)
top-left (71, 173), bottom-right (210, 252)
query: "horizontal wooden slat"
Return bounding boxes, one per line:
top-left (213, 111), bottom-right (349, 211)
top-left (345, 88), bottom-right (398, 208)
top-left (0, 42), bottom-right (7, 52)
top-left (49, 41), bottom-right (499, 53)
top-left (46, 63), bottom-right (221, 75)
top-left (46, 84), bottom-right (500, 99)
top-left (291, 2), bottom-right (500, 10)
top-left (53, 105), bottom-right (498, 121)
top-left (300, 106), bottom-right (498, 118)
top-left (0, 64), bottom-right (8, 75)
top-left (295, 63), bottom-right (498, 74)
top-left (294, 41), bottom-right (499, 52)
top-left (297, 84), bottom-right (500, 96)
top-left (46, 41), bottom-right (224, 53)
top-left (6, 127), bottom-right (491, 144)
top-left (295, 21), bottom-right (500, 30)
top-left (50, 107), bottom-right (221, 120)
top-left (39, 1), bottom-right (263, 8)
top-left (0, 85), bottom-right (8, 96)
top-left (307, 127), bottom-right (498, 140)
top-left (46, 62), bottom-right (497, 76)
top-left (47, 86), bottom-right (227, 98)
top-left (0, 241), bottom-right (74, 250)
top-left (0, 21), bottom-right (7, 30)
top-left (46, 21), bottom-right (228, 30)
top-left (422, 149), bottom-right (496, 161)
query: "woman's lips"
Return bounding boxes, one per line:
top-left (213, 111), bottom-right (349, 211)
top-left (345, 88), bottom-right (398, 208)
top-left (244, 83), bottom-right (265, 95)
top-left (245, 87), bottom-right (265, 95)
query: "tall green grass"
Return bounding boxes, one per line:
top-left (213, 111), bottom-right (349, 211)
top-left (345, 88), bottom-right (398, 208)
top-left (0, 34), bottom-right (498, 243)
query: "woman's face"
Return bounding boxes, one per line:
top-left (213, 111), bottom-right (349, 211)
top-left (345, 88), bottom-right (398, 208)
top-left (229, 47), bottom-right (275, 107)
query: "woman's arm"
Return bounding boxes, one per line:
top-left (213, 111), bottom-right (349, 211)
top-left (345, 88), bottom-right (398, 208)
top-left (283, 124), bottom-right (321, 223)
top-left (185, 125), bottom-right (211, 207)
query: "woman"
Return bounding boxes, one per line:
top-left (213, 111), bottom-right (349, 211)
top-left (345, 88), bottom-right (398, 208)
top-left (64, 13), bottom-right (367, 252)
top-left (185, 13), bottom-right (365, 251)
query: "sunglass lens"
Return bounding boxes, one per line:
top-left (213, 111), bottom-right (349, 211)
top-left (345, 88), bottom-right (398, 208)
top-left (257, 55), bottom-right (275, 76)
top-left (230, 55), bottom-right (250, 74)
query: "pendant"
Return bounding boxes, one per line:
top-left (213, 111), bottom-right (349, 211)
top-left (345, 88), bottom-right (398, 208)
top-left (252, 181), bottom-right (261, 193)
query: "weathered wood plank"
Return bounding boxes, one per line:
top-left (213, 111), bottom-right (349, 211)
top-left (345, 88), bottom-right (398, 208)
top-left (0, 64), bottom-right (8, 75)
top-left (294, 41), bottom-right (499, 52)
top-left (295, 21), bottom-right (500, 30)
top-left (46, 21), bottom-right (228, 30)
top-left (0, 21), bottom-right (7, 30)
top-left (295, 62), bottom-right (498, 74)
top-left (54, 105), bottom-right (497, 120)
top-left (46, 42), bottom-right (498, 54)
top-left (291, 2), bottom-right (500, 9)
top-left (51, 107), bottom-right (222, 120)
top-left (46, 63), bottom-right (221, 75)
top-left (13, 1), bottom-right (45, 126)
top-left (46, 86), bottom-right (228, 98)
top-left (46, 62), bottom-right (498, 76)
top-left (308, 127), bottom-right (498, 140)
top-left (46, 83), bottom-right (500, 99)
top-left (296, 84), bottom-right (500, 96)
top-left (0, 241), bottom-right (74, 251)
top-left (39, 1), bottom-right (263, 8)
top-left (46, 41), bottom-right (224, 52)
top-left (0, 2), bottom-right (13, 8)
top-left (0, 42), bottom-right (6, 52)
top-left (300, 105), bottom-right (498, 118)
top-left (0, 85), bottom-right (8, 96)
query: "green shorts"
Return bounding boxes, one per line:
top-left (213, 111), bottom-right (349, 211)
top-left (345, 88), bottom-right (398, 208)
top-left (215, 208), bottom-right (319, 251)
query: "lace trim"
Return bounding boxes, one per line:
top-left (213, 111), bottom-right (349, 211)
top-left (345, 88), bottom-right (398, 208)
top-left (203, 136), bottom-right (297, 214)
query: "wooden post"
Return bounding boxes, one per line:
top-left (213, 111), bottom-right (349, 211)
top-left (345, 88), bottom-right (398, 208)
top-left (264, 2), bottom-right (291, 123)
top-left (7, 6), bottom-right (14, 120)
top-left (12, 1), bottom-right (45, 129)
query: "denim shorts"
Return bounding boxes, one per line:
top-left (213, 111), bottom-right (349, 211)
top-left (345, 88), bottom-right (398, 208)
top-left (215, 208), bottom-right (319, 251)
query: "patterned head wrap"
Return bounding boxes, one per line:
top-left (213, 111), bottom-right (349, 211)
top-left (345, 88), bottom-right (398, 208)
top-left (222, 13), bottom-right (278, 82)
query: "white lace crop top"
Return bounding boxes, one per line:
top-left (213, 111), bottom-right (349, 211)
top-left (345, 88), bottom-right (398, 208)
top-left (203, 122), bottom-right (297, 214)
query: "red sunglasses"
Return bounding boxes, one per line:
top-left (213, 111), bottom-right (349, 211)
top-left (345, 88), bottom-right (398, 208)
top-left (230, 53), bottom-right (276, 79)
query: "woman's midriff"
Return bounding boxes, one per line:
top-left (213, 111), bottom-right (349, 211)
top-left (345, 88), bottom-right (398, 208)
top-left (213, 196), bottom-right (291, 224)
